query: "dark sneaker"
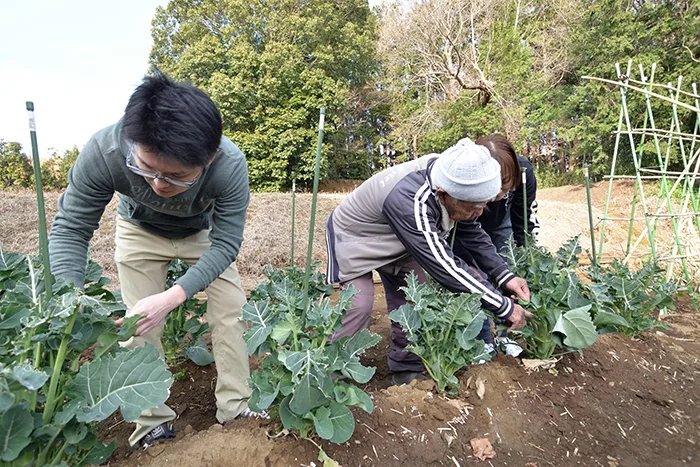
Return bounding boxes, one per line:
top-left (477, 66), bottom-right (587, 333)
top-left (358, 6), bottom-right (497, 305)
top-left (236, 408), bottom-right (270, 420)
top-left (391, 371), bottom-right (429, 386)
top-left (141, 422), bottom-right (175, 449)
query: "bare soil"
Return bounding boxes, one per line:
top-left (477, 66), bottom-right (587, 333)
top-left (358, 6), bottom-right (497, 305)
top-left (105, 286), bottom-right (700, 467)
top-left (2, 181), bottom-right (699, 466)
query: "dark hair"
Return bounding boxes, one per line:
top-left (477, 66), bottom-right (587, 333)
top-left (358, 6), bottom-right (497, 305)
top-left (123, 74), bottom-right (222, 167)
top-left (475, 134), bottom-right (521, 190)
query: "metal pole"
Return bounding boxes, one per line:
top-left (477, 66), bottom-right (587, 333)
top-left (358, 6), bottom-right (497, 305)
top-left (291, 179), bottom-right (296, 267)
top-left (521, 166), bottom-right (528, 250)
top-left (26, 102), bottom-right (53, 297)
top-left (302, 108), bottom-right (326, 311)
top-left (584, 164), bottom-right (597, 266)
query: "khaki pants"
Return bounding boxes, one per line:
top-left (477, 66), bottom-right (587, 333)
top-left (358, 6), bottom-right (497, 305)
top-left (115, 217), bottom-right (251, 446)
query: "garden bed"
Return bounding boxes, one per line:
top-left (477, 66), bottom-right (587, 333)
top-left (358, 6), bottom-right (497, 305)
top-left (104, 287), bottom-right (699, 467)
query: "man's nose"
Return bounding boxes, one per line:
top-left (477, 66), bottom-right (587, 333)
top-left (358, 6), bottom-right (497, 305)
top-left (153, 177), bottom-right (170, 188)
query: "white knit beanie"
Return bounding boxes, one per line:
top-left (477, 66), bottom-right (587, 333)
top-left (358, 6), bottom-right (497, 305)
top-left (431, 137), bottom-right (501, 202)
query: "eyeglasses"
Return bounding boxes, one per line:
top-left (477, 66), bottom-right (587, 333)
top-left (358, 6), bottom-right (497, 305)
top-left (125, 143), bottom-right (203, 188)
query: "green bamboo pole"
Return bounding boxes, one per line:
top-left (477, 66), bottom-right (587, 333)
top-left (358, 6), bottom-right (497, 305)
top-left (638, 65), bottom-right (687, 276)
top-left (625, 64), bottom-right (653, 255)
top-left (616, 62), bottom-right (657, 261)
top-left (291, 179), bottom-right (296, 267)
top-left (598, 61), bottom-right (631, 259)
top-left (26, 102), bottom-right (53, 298)
top-left (584, 164), bottom-right (597, 265)
top-left (302, 108), bottom-right (326, 312)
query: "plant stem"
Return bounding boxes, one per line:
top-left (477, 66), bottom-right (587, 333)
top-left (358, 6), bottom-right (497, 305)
top-left (43, 305), bottom-right (79, 424)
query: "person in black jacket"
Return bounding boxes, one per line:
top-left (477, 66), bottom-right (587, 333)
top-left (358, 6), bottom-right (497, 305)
top-left (472, 135), bottom-right (538, 251)
top-left (452, 134), bottom-right (538, 353)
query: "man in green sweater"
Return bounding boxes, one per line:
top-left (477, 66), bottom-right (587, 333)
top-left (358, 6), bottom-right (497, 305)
top-left (49, 74), bottom-right (262, 447)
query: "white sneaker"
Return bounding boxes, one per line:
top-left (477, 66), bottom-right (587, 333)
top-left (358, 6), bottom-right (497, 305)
top-left (495, 337), bottom-right (524, 357)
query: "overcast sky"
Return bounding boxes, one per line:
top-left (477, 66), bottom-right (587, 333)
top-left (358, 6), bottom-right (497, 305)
top-left (0, 0), bottom-right (385, 159)
top-left (0, 0), bottom-right (168, 158)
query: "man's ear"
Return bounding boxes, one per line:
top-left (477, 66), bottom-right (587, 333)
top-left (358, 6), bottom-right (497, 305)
top-left (436, 188), bottom-right (448, 203)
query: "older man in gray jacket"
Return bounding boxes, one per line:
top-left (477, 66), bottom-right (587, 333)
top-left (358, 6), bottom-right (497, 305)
top-left (325, 138), bottom-right (531, 384)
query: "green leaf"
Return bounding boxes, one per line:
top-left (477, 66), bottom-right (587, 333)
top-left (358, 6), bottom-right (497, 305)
top-left (458, 309), bottom-right (487, 348)
top-left (312, 406), bottom-right (334, 440)
top-left (341, 329), bottom-right (381, 359)
top-left (334, 383), bottom-right (374, 413)
top-left (242, 300), bottom-right (275, 354)
top-left (389, 304), bottom-right (421, 336)
top-left (0, 392), bottom-right (15, 412)
top-left (0, 404), bottom-right (33, 461)
top-left (63, 421), bottom-right (88, 444)
top-left (78, 294), bottom-right (127, 316)
top-left (83, 439), bottom-right (116, 465)
top-left (94, 315), bottom-right (141, 358)
top-left (69, 344), bottom-right (173, 422)
top-left (270, 320), bottom-right (294, 345)
top-left (340, 361), bottom-right (375, 384)
top-left (185, 336), bottom-right (215, 366)
top-left (593, 310), bottom-right (630, 330)
top-left (552, 306), bottom-right (597, 349)
top-left (12, 363), bottom-right (49, 390)
top-left (279, 395), bottom-right (305, 432)
top-left (327, 402), bottom-right (354, 444)
top-left (0, 307), bottom-right (30, 329)
top-left (289, 374), bottom-right (326, 415)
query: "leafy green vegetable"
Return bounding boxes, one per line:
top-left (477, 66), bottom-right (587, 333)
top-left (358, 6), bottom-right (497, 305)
top-left (162, 259), bottom-right (213, 367)
top-left (243, 263), bottom-right (379, 449)
top-left (0, 247), bottom-right (173, 465)
top-left (389, 272), bottom-right (490, 393)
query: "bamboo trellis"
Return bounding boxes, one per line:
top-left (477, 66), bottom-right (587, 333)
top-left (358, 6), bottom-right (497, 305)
top-left (583, 61), bottom-right (700, 289)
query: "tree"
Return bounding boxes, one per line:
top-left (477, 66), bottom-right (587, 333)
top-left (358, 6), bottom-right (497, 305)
top-left (150, 0), bottom-right (380, 190)
top-left (39, 146), bottom-right (80, 190)
top-left (0, 140), bottom-right (33, 189)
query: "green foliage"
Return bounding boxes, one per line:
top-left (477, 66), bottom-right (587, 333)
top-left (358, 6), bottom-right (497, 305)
top-left (243, 264), bottom-right (379, 449)
top-left (0, 141), bottom-right (33, 189)
top-left (39, 147), bottom-right (80, 191)
top-left (150, 0), bottom-right (381, 190)
top-left (506, 235), bottom-right (681, 358)
top-left (585, 260), bottom-right (677, 336)
top-left (0, 247), bottom-right (173, 465)
top-left (505, 237), bottom-right (598, 359)
top-left (389, 273), bottom-right (491, 393)
top-left (162, 260), bottom-right (213, 367)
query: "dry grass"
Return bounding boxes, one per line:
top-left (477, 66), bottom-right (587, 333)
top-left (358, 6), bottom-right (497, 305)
top-left (0, 191), bottom-right (345, 291)
top-left (2, 180), bottom-right (697, 292)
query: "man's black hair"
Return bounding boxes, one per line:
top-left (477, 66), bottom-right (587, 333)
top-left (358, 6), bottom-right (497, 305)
top-left (123, 74), bottom-right (222, 167)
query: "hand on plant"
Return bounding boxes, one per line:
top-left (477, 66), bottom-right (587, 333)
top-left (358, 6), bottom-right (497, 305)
top-left (504, 276), bottom-right (530, 301)
top-left (115, 285), bottom-right (188, 336)
top-left (506, 303), bottom-right (533, 333)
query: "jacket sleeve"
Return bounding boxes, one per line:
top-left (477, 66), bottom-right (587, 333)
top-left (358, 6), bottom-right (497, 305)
top-left (49, 137), bottom-right (115, 287)
top-left (452, 220), bottom-right (516, 288)
top-left (382, 181), bottom-right (513, 320)
top-left (175, 160), bottom-right (250, 298)
top-left (511, 158), bottom-right (538, 246)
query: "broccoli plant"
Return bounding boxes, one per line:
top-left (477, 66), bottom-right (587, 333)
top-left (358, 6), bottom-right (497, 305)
top-left (0, 247), bottom-right (173, 466)
top-left (243, 264), bottom-right (380, 459)
top-left (504, 237), bottom-right (598, 360)
top-left (162, 259), bottom-right (213, 367)
top-left (585, 259), bottom-right (678, 336)
top-left (389, 272), bottom-right (491, 393)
